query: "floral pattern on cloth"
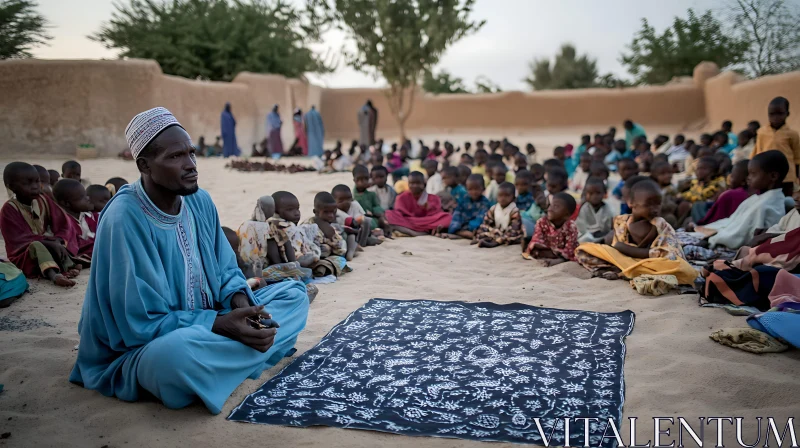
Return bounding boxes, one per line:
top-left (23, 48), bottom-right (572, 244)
top-left (679, 177), bottom-right (726, 203)
top-left (237, 221), bottom-right (271, 274)
top-left (528, 218), bottom-right (579, 262)
top-left (229, 299), bottom-right (635, 448)
top-left (609, 215), bottom-right (684, 260)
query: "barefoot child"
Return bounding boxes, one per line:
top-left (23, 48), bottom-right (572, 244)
top-left (750, 96), bottom-right (800, 196)
top-left (368, 165), bottom-right (396, 210)
top-left (575, 178), bottom-right (696, 283)
top-left (475, 182), bottom-right (523, 248)
top-left (267, 191), bottom-right (323, 269)
top-left (332, 184), bottom-right (371, 258)
top-left (445, 174), bottom-right (491, 239)
top-left (53, 179), bottom-right (96, 264)
top-left (386, 171), bottom-right (452, 237)
top-left (304, 192), bottom-right (350, 277)
top-left (695, 159), bottom-right (753, 225)
top-left (523, 192), bottom-right (578, 267)
top-left (237, 195), bottom-right (275, 274)
top-left (0, 162), bottom-right (79, 287)
top-left (485, 164), bottom-right (509, 202)
top-left (576, 178), bottom-right (614, 243)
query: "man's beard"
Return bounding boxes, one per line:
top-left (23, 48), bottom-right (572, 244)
top-left (175, 184), bottom-right (200, 196)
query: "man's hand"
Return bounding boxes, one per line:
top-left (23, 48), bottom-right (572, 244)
top-left (212, 305), bottom-right (276, 353)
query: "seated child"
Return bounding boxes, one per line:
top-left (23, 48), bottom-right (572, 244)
top-left (237, 195), bottom-right (275, 274)
top-left (53, 179), bottom-right (95, 265)
top-left (222, 226), bottom-right (256, 279)
top-left (474, 182), bottom-right (523, 248)
top-left (521, 178), bottom-right (547, 239)
top-left (352, 164), bottom-right (390, 234)
top-left (589, 162), bottom-right (610, 189)
top-left (514, 152), bottom-right (528, 174)
top-left (423, 159), bottom-right (444, 195)
top-left (1, 162), bottom-right (79, 287)
top-left (749, 190), bottom-right (800, 246)
top-left (33, 165), bottom-right (53, 198)
top-left (471, 149), bottom-right (489, 179)
top-left (545, 168), bottom-right (569, 197)
top-left (569, 153), bottom-right (591, 192)
top-left (514, 170), bottom-right (535, 212)
top-left (529, 163), bottom-right (545, 187)
top-left (650, 161), bottom-right (678, 227)
top-left (575, 178), bottom-right (696, 283)
top-left (457, 164), bottom-right (472, 186)
top-left (677, 156), bottom-right (726, 224)
top-left (696, 159), bottom-right (752, 226)
top-left (523, 192), bottom-right (578, 267)
top-left (368, 165), bottom-right (397, 210)
top-left (105, 177), bottom-right (129, 196)
top-left (444, 174), bottom-right (491, 240)
top-left (387, 171), bottom-right (452, 237)
top-left (700, 150), bottom-right (790, 249)
top-left (612, 159), bottom-right (639, 214)
top-left (304, 192), bottom-right (350, 276)
top-left (48, 169), bottom-right (59, 187)
top-left (732, 130), bottom-right (754, 164)
top-left (332, 184), bottom-right (372, 258)
top-left (85, 184), bottom-right (111, 234)
top-left (62, 160), bottom-right (89, 187)
top-left (267, 191), bottom-right (324, 268)
top-left (438, 166), bottom-right (467, 213)
top-left (485, 163), bottom-right (509, 203)
top-left (576, 178), bottom-right (615, 243)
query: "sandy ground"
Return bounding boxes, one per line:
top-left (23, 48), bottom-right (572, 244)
top-left (1, 152), bottom-right (799, 448)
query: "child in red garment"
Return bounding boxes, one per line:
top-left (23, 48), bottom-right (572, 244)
top-left (0, 162), bottom-right (80, 287)
top-left (86, 184), bottom-right (112, 232)
top-left (386, 171), bottom-right (452, 236)
top-left (53, 179), bottom-right (96, 264)
top-left (523, 192), bottom-right (579, 267)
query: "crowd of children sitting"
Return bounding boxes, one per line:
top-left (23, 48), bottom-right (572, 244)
top-left (0, 160), bottom-right (125, 303)
top-left (2, 97), bottom-right (799, 321)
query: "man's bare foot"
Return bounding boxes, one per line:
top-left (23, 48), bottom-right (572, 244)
top-left (53, 274), bottom-right (76, 287)
top-left (65, 268), bottom-right (80, 278)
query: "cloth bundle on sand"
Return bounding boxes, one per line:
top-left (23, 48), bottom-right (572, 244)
top-left (629, 274), bottom-right (678, 296)
top-left (577, 243), bottom-right (698, 284)
top-left (262, 262), bottom-right (312, 283)
top-left (311, 255), bottom-right (349, 278)
top-left (230, 298), bottom-right (634, 448)
top-left (746, 269), bottom-right (800, 349)
top-left (709, 328), bottom-right (789, 353)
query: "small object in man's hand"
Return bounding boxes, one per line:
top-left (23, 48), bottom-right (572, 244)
top-left (247, 316), bottom-right (279, 329)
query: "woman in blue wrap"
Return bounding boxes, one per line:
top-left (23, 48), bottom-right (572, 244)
top-left (220, 103), bottom-right (240, 157)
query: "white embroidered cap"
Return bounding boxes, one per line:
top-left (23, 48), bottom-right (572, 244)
top-left (125, 107), bottom-right (183, 159)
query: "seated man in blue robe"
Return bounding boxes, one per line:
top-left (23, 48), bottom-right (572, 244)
top-left (69, 107), bottom-right (309, 414)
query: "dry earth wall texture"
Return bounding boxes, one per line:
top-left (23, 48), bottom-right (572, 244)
top-left (0, 59), bottom-right (798, 157)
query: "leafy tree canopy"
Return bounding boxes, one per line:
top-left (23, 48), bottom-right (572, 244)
top-left (0, 0), bottom-right (50, 59)
top-left (524, 44), bottom-right (599, 90)
top-left (92, 0), bottom-right (332, 81)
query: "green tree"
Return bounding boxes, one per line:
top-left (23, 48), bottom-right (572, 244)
top-left (0, 0), bottom-right (50, 59)
top-left (91, 0), bottom-right (331, 81)
top-left (474, 75), bottom-right (501, 93)
top-left (423, 69), bottom-right (469, 94)
top-left (726, 0), bottom-right (800, 77)
top-left (523, 44), bottom-right (599, 90)
top-left (621, 9), bottom-right (748, 85)
top-left (310, 0), bottom-right (484, 138)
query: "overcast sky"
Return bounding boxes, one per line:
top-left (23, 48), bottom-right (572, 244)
top-left (33, 0), bottom-right (721, 90)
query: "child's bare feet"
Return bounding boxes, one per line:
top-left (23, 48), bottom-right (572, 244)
top-left (53, 274), bottom-right (76, 287)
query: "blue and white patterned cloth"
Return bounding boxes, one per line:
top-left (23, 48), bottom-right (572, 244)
top-left (230, 298), bottom-right (635, 447)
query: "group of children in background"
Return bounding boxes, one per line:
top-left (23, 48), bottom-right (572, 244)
top-left (2, 97), bottom-right (799, 308)
top-left (0, 159), bottom-right (127, 295)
